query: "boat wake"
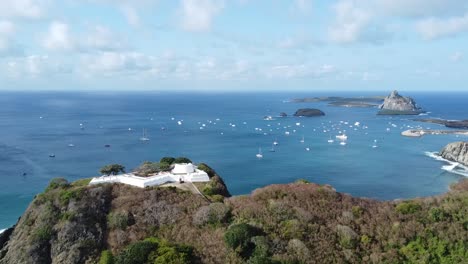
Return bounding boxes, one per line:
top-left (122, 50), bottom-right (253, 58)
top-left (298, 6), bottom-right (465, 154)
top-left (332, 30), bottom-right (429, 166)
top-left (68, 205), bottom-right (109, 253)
top-left (425, 151), bottom-right (468, 177)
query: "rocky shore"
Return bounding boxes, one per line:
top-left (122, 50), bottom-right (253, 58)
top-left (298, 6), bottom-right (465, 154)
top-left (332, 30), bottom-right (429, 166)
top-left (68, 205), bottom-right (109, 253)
top-left (293, 108), bottom-right (325, 117)
top-left (401, 129), bottom-right (468, 137)
top-left (413, 118), bottom-right (468, 129)
top-left (439, 142), bottom-right (468, 166)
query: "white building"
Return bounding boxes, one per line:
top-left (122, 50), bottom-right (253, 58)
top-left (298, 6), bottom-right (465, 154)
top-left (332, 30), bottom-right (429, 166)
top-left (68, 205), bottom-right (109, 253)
top-left (89, 163), bottom-right (210, 188)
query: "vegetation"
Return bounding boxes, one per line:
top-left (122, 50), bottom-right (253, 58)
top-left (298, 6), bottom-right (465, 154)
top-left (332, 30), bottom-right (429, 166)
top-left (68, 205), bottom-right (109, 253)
top-left (134, 161), bottom-right (171, 177)
top-left (100, 164), bottom-right (126, 176)
top-left (173, 157), bottom-right (192, 164)
top-left (2, 165), bottom-right (468, 264)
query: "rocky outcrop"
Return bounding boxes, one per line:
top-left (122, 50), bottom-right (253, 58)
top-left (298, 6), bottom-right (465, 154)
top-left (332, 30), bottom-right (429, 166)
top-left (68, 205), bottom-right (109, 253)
top-left (293, 108), bottom-right (325, 117)
top-left (279, 112), bottom-right (288, 117)
top-left (413, 119), bottom-right (468, 129)
top-left (378, 90), bottom-right (423, 115)
top-left (440, 142), bottom-right (468, 166)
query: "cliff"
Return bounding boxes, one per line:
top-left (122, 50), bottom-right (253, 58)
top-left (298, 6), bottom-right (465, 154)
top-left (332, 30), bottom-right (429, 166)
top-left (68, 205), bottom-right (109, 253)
top-left (1, 169), bottom-right (467, 263)
top-left (440, 142), bottom-right (468, 166)
top-left (378, 90), bottom-right (423, 115)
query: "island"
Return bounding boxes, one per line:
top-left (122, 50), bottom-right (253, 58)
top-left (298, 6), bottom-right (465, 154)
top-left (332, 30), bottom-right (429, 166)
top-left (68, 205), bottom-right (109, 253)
top-left (0, 157), bottom-right (467, 264)
top-left (289, 96), bottom-right (384, 108)
top-left (378, 90), bottom-right (424, 115)
top-left (293, 108), bottom-right (325, 117)
top-left (401, 129), bottom-right (468, 137)
top-left (413, 118), bottom-right (468, 129)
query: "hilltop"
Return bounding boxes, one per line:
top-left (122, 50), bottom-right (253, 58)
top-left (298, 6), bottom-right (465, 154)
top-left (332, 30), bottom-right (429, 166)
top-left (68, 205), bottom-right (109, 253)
top-left (0, 162), bottom-right (467, 264)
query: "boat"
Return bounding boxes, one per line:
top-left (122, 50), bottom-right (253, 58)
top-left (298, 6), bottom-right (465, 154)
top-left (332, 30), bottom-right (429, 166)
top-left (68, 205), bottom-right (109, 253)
top-left (49, 154), bottom-right (55, 158)
top-left (256, 147), bottom-right (263, 158)
top-left (327, 136), bottom-right (334, 143)
top-left (273, 138), bottom-right (279, 145)
top-left (305, 147), bottom-right (310, 151)
top-left (372, 139), bottom-right (378, 148)
top-left (336, 134), bottom-right (348, 141)
top-left (140, 129), bottom-right (150, 141)
top-left (340, 141), bottom-right (347, 146)
top-left (104, 144), bottom-right (111, 148)
top-left (68, 143), bottom-right (75, 147)
top-left (269, 143), bottom-right (275, 152)
top-left (300, 136), bottom-right (305, 143)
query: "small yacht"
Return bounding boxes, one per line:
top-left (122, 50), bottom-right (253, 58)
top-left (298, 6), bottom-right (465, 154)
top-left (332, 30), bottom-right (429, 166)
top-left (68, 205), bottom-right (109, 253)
top-left (140, 129), bottom-right (150, 141)
top-left (340, 141), bottom-right (347, 146)
top-left (269, 143), bottom-right (275, 152)
top-left (300, 136), bottom-right (305, 143)
top-left (273, 139), bottom-right (279, 145)
top-left (49, 154), bottom-right (55, 158)
top-left (372, 139), bottom-right (378, 148)
top-left (327, 136), bottom-right (334, 143)
top-left (256, 148), bottom-right (263, 158)
top-left (305, 147), bottom-right (310, 151)
top-left (336, 134), bottom-right (348, 141)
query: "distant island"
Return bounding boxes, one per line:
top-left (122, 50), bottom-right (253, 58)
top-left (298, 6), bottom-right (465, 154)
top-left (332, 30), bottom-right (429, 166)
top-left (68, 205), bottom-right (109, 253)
top-left (413, 118), bottom-right (468, 129)
top-left (293, 108), bottom-right (325, 117)
top-left (289, 96), bottom-right (384, 108)
top-left (0, 156), bottom-right (467, 264)
top-left (378, 90), bottom-right (424, 115)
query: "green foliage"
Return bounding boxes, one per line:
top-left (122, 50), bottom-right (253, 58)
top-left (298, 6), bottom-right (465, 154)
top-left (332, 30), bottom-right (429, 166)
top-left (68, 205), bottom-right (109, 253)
top-left (224, 223), bottom-right (262, 257)
top-left (115, 240), bottom-right (158, 264)
top-left (336, 225), bottom-right (358, 249)
top-left (197, 163), bottom-right (215, 177)
top-left (59, 188), bottom-right (84, 205)
top-left (33, 225), bottom-right (53, 242)
top-left (60, 211), bottom-right (76, 221)
top-left (108, 212), bottom-right (130, 230)
top-left (160, 157), bottom-right (176, 164)
top-left (100, 164), bottom-right (125, 176)
top-left (396, 201), bottom-right (422, 215)
top-left (173, 157), bottom-right (192, 164)
top-left (352, 206), bottom-right (363, 218)
top-left (71, 178), bottom-right (92, 187)
top-left (45, 178), bottom-right (69, 192)
top-left (210, 194), bottom-right (225, 203)
top-left (193, 203), bottom-right (231, 226)
top-left (400, 236), bottom-right (468, 264)
top-left (153, 244), bottom-right (193, 264)
top-left (295, 179), bottom-right (310, 184)
top-left (360, 235), bottom-right (371, 245)
top-left (99, 250), bottom-right (115, 264)
top-left (428, 207), bottom-right (448, 222)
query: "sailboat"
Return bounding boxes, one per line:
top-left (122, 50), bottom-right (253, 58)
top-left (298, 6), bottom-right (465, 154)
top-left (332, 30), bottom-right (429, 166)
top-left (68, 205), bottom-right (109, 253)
top-left (327, 135), bottom-right (334, 143)
top-left (372, 139), bottom-right (378, 148)
top-left (273, 138), bottom-right (279, 145)
top-left (269, 143), bottom-right (275, 152)
top-left (300, 136), bottom-right (305, 143)
top-left (256, 147), bottom-right (263, 158)
top-left (140, 129), bottom-right (150, 141)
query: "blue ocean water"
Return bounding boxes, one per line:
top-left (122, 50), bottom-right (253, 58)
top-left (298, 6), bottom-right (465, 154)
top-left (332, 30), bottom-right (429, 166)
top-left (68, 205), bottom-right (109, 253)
top-left (0, 91), bottom-right (467, 228)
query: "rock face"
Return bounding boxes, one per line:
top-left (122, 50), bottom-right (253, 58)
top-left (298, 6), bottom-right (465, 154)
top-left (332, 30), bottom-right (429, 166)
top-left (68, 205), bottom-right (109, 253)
top-left (279, 112), bottom-right (288, 117)
top-left (378, 90), bottom-right (423, 115)
top-left (293, 108), bottom-right (325, 117)
top-left (440, 142), bottom-right (468, 166)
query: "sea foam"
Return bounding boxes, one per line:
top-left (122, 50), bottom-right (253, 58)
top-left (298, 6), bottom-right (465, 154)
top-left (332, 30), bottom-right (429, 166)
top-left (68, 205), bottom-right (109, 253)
top-left (425, 151), bottom-right (468, 177)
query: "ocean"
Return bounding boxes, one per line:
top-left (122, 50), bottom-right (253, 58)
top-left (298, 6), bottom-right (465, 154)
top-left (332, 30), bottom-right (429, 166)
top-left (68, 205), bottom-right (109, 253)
top-left (0, 91), bottom-right (467, 229)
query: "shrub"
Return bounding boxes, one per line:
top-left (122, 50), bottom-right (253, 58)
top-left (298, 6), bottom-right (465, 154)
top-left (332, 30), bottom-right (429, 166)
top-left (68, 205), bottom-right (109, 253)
top-left (134, 162), bottom-right (161, 176)
top-left (197, 163), bottom-right (215, 177)
top-left (45, 178), bottom-right (69, 192)
top-left (336, 225), bottom-right (358, 249)
top-left (71, 178), bottom-right (92, 187)
top-left (100, 164), bottom-right (125, 176)
top-left (360, 235), bottom-right (371, 245)
top-left (159, 162), bottom-right (171, 171)
top-left (160, 157), bottom-right (176, 164)
top-left (153, 244), bottom-right (194, 264)
top-left (173, 157), bottom-right (192, 164)
top-left (396, 201), bottom-right (422, 215)
top-left (428, 207), bottom-right (447, 222)
top-left (33, 225), bottom-right (53, 242)
top-left (59, 188), bottom-right (84, 205)
top-left (99, 250), bottom-right (114, 264)
top-left (108, 212), bottom-right (130, 230)
top-left (193, 203), bottom-right (230, 226)
top-left (295, 179), bottom-right (310, 184)
top-left (115, 240), bottom-right (158, 264)
top-left (352, 206), bottom-right (363, 218)
top-left (210, 194), bottom-right (225, 203)
top-left (224, 223), bottom-right (262, 257)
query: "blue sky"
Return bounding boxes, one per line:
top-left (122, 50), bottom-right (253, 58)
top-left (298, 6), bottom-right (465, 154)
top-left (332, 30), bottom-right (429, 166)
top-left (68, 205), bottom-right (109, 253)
top-left (0, 0), bottom-right (467, 91)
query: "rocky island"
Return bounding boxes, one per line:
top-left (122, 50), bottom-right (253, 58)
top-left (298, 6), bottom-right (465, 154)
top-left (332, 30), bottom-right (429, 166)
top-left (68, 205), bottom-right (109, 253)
top-left (0, 158), bottom-right (467, 264)
top-left (378, 90), bottom-right (424, 115)
top-left (293, 108), bottom-right (325, 117)
top-left (439, 142), bottom-right (468, 166)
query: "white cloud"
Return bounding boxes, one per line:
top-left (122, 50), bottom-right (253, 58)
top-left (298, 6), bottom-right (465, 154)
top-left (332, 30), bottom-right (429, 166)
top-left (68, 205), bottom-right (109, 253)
top-left (264, 64), bottom-right (336, 79)
top-left (0, 0), bottom-right (48, 19)
top-left (42, 22), bottom-right (127, 52)
top-left (415, 13), bottom-right (468, 39)
top-left (328, 0), bottom-right (372, 44)
top-left (80, 52), bottom-right (152, 75)
top-left (0, 20), bottom-right (22, 56)
top-left (293, 0), bottom-right (312, 14)
top-left (120, 6), bottom-right (141, 27)
top-left (179, 0), bottom-right (225, 32)
top-left (4, 55), bottom-right (71, 78)
top-left (450, 51), bottom-right (463, 62)
top-left (42, 21), bottom-right (74, 51)
top-left (376, 0), bottom-right (467, 17)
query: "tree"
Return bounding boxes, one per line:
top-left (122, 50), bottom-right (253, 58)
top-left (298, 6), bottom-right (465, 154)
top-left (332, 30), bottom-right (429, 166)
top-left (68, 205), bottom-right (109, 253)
top-left (224, 223), bottom-right (262, 258)
top-left (160, 157), bottom-right (176, 164)
top-left (100, 164), bottom-right (125, 176)
top-left (173, 157), bottom-right (192, 164)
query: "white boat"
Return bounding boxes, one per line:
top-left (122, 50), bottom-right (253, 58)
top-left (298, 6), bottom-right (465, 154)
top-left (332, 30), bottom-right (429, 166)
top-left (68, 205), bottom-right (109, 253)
top-left (140, 129), bottom-right (150, 141)
top-left (305, 147), bottom-right (310, 151)
top-left (372, 139), bottom-right (378, 148)
top-left (336, 134), bottom-right (348, 141)
top-left (273, 138), bottom-right (279, 145)
top-left (327, 136), bottom-right (334, 143)
top-left (340, 141), bottom-right (347, 146)
top-left (68, 143), bottom-right (75, 147)
top-left (300, 136), bottom-right (305, 143)
top-left (256, 147), bottom-right (263, 158)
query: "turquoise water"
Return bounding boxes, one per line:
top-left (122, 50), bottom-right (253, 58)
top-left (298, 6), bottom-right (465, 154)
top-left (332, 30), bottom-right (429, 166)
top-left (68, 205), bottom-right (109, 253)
top-left (0, 91), bottom-right (467, 228)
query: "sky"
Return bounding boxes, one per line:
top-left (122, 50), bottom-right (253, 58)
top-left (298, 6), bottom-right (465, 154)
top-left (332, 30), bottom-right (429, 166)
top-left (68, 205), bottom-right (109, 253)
top-left (0, 0), bottom-right (467, 92)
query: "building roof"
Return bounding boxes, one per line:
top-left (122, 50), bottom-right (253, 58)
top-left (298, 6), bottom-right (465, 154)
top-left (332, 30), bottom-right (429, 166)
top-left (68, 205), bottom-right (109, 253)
top-left (172, 163), bottom-right (196, 174)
